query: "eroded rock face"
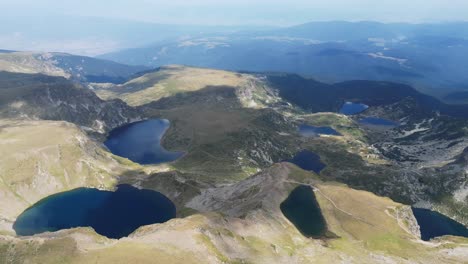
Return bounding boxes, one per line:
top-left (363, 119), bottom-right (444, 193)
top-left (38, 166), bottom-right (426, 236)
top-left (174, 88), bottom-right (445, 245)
top-left (394, 206), bottom-right (422, 239)
top-left (354, 98), bottom-right (468, 225)
top-left (186, 164), bottom-right (291, 217)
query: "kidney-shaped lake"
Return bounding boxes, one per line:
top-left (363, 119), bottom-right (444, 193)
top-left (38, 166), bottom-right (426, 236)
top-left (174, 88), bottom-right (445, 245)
top-left (14, 185), bottom-right (176, 239)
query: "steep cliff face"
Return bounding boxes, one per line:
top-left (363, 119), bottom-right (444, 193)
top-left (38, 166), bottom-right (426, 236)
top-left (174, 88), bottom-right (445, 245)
top-left (0, 72), bottom-right (141, 133)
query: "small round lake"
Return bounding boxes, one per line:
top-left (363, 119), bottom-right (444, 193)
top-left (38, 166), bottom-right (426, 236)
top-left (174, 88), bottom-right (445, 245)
top-left (287, 150), bottom-right (326, 174)
top-left (340, 102), bottom-right (369, 115)
top-left (105, 119), bottom-right (184, 165)
top-left (280, 185), bottom-right (327, 238)
top-left (412, 207), bottom-right (468, 241)
top-left (13, 185), bottom-right (176, 239)
top-left (299, 124), bottom-right (342, 137)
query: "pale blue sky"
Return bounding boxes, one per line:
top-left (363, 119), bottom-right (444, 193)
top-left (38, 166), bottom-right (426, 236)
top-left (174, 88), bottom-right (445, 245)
top-left (2, 0), bottom-right (468, 55)
top-left (3, 0), bottom-right (468, 26)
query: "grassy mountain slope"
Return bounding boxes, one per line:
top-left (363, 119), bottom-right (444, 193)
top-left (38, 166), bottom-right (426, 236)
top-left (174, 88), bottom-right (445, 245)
top-left (0, 119), bottom-right (140, 234)
top-left (142, 85), bottom-right (297, 182)
top-left (1, 164), bottom-right (467, 263)
top-left (1, 62), bottom-right (468, 263)
top-left (91, 66), bottom-right (468, 226)
top-left (94, 65), bottom-right (271, 107)
top-left (94, 65), bottom-right (295, 181)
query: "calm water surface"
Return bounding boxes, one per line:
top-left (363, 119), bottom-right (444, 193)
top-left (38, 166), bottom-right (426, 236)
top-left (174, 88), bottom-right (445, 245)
top-left (105, 119), bottom-right (184, 165)
top-left (412, 207), bottom-right (468, 241)
top-left (287, 150), bottom-right (326, 174)
top-left (280, 185), bottom-right (327, 238)
top-left (14, 185), bottom-right (176, 239)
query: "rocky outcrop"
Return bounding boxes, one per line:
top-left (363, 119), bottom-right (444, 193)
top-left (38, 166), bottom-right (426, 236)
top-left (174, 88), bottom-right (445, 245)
top-left (394, 206), bottom-right (421, 239)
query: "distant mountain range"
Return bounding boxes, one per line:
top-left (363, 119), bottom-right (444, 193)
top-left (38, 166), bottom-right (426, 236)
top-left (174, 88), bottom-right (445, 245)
top-left (4, 19), bottom-right (468, 99)
top-left (0, 51), bottom-right (148, 83)
top-left (99, 21), bottom-right (468, 99)
top-left (0, 15), bottom-right (272, 56)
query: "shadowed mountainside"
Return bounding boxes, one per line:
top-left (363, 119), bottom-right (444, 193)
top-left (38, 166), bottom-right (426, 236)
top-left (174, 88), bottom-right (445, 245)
top-left (267, 74), bottom-right (468, 119)
top-left (0, 71), bottom-right (141, 132)
top-left (0, 51), bottom-right (148, 84)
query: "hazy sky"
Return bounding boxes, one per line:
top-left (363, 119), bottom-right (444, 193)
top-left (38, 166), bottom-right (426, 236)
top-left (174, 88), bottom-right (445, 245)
top-left (3, 0), bottom-right (468, 26)
top-left (2, 0), bottom-right (468, 55)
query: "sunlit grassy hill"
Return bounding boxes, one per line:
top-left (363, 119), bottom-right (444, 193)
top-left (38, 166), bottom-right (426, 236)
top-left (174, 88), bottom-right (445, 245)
top-left (2, 164), bottom-right (467, 263)
top-left (0, 57), bottom-right (467, 263)
top-left (0, 119), bottom-right (139, 234)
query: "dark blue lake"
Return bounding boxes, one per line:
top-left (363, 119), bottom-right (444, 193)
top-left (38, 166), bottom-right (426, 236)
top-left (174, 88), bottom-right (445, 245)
top-left (13, 185), bottom-right (176, 239)
top-left (105, 119), bottom-right (184, 165)
top-left (359, 117), bottom-right (399, 127)
top-left (280, 185), bottom-right (327, 238)
top-left (299, 124), bottom-right (342, 137)
top-left (340, 102), bottom-right (369, 115)
top-left (412, 207), bottom-right (468, 241)
top-left (287, 150), bottom-right (326, 174)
